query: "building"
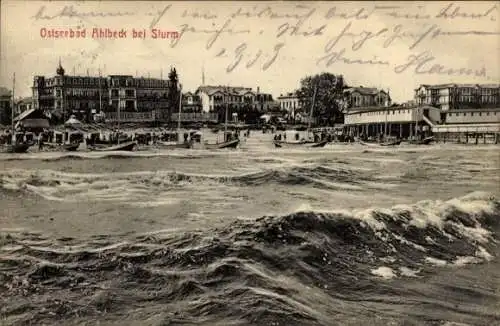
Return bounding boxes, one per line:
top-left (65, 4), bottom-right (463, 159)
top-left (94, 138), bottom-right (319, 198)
top-left (414, 84), bottom-right (500, 118)
top-left (181, 92), bottom-right (202, 112)
top-left (343, 87), bottom-right (391, 109)
top-left (444, 108), bottom-right (500, 125)
top-left (13, 108), bottom-right (50, 131)
top-left (17, 97), bottom-right (34, 114)
top-left (431, 108), bottom-right (500, 143)
top-left (32, 61), bottom-right (177, 123)
top-left (195, 85), bottom-right (274, 112)
top-left (344, 105), bottom-right (440, 139)
top-left (277, 92), bottom-right (302, 118)
top-left (0, 87), bottom-right (11, 125)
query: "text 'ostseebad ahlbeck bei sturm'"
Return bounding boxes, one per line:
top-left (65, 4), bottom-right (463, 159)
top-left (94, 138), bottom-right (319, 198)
top-left (39, 28), bottom-right (180, 39)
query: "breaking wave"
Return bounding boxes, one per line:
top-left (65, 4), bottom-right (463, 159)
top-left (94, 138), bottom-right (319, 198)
top-left (0, 164), bottom-right (386, 204)
top-left (0, 192), bottom-right (498, 325)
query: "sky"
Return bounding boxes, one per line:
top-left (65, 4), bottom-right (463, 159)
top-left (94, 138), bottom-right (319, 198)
top-left (1, 1), bottom-right (499, 103)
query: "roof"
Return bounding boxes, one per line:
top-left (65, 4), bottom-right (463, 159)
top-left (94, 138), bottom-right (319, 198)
top-left (346, 105), bottom-right (439, 114)
top-left (196, 85), bottom-right (254, 96)
top-left (14, 108), bottom-right (36, 122)
top-left (416, 83), bottom-right (500, 91)
top-left (16, 97), bottom-right (33, 104)
top-left (19, 118), bottom-right (50, 129)
top-left (0, 87), bottom-right (11, 97)
top-left (344, 87), bottom-right (387, 96)
top-left (447, 108), bottom-right (500, 113)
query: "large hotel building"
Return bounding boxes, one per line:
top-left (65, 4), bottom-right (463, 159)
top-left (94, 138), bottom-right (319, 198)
top-left (32, 62), bottom-right (176, 122)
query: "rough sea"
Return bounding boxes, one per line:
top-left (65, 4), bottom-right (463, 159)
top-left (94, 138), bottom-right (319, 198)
top-left (0, 131), bottom-right (499, 326)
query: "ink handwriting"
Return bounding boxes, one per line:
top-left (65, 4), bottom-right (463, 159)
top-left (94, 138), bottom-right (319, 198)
top-left (171, 20), bottom-right (251, 50)
top-left (28, 2), bottom-right (498, 78)
top-left (224, 43), bottom-right (285, 73)
top-left (31, 5), bottom-right (135, 20)
top-left (317, 48), bottom-right (390, 67)
top-left (394, 51), bottom-right (487, 77)
top-left (148, 5), bottom-right (172, 29)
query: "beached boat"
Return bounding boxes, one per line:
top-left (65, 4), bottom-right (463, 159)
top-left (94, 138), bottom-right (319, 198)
top-left (273, 139), bottom-right (329, 148)
top-left (156, 84), bottom-right (195, 150)
top-left (204, 138), bottom-right (240, 149)
top-left (1, 142), bottom-right (33, 153)
top-left (407, 136), bottom-right (435, 145)
top-left (274, 86), bottom-right (329, 149)
top-left (360, 140), bottom-right (401, 147)
top-left (156, 141), bottom-right (192, 149)
top-left (41, 142), bottom-right (80, 152)
top-left (199, 87), bottom-right (241, 150)
top-left (88, 140), bottom-right (137, 152)
top-left (63, 142), bottom-right (80, 151)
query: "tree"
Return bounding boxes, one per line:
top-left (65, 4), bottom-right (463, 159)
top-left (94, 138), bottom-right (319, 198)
top-left (296, 73), bottom-right (347, 126)
top-left (168, 67), bottom-right (180, 114)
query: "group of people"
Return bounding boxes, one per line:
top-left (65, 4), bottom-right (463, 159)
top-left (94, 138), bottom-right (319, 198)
top-left (273, 131), bottom-right (334, 143)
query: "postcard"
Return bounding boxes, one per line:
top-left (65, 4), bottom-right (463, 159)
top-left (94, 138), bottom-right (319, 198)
top-left (0, 1), bottom-right (499, 325)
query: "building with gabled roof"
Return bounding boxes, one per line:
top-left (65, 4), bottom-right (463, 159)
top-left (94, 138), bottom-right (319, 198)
top-left (343, 86), bottom-right (391, 109)
top-left (195, 85), bottom-right (273, 113)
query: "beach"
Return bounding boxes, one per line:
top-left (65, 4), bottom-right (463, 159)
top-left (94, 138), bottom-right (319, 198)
top-left (0, 132), bottom-right (499, 325)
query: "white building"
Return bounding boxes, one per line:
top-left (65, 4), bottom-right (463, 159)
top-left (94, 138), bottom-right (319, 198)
top-left (432, 108), bottom-right (500, 141)
top-left (277, 92), bottom-right (302, 117)
top-left (195, 85), bottom-right (273, 112)
top-left (414, 84), bottom-right (500, 112)
top-left (444, 108), bottom-right (500, 124)
top-left (344, 105), bottom-right (440, 139)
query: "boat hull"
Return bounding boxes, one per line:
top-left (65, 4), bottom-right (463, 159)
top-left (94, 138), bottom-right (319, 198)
top-left (273, 140), bottom-right (329, 148)
top-left (204, 139), bottom-right (240, 149)
top-left (407, 137), bottom-right (435, 145)
top-left (1, 142), bottom-right (32, 153)
top-left (63, 143), bottom-right (80, 151)
top-left (88, 141), bottom-right (137, 152)
top-left (360, 140), bottom-right (401, 147)
top-left (156, 141), bottom-right (192, 149)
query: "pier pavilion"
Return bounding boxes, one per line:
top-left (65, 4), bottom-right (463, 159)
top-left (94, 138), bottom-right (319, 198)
top-left (343, 105), bottom-right (440, 139)
top-left (431, 108), bottom-right (500, 144)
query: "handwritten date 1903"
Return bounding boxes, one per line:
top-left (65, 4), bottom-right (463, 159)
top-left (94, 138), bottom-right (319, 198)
top-left (218, 43), bottom-right (286, 73)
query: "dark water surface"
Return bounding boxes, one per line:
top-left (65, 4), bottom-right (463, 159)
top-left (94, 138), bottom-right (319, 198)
top-left (1, 134), bottom-right (499, 325)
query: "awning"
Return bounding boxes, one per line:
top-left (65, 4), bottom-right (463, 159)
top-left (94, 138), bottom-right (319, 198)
top-left (21, 119), bottom-right (50, 129)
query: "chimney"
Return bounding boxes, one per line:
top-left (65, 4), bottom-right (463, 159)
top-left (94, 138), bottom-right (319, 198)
top-left (257, 86), bottom-right (260, 94)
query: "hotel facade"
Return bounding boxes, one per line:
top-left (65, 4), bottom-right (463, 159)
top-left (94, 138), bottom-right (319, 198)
top-left (195, 85), bottom-right (275, 113)
top-left (414, 83), bottom-right (500, 121)
top-left (32, 62), bottom-right (177, 123)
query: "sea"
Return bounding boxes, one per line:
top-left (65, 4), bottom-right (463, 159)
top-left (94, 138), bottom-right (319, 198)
top-left (0, 131), bottom-right (499, 326)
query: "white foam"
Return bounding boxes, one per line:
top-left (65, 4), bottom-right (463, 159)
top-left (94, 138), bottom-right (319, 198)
top-left (475, 246), bottom-right (493, 261)
top-left (449, 222), bottom-right (491, 244)
top-left (392, 234), bottom-right (427, 252)
top-left (399, 266), bottom-right (421, 277)
top-left (425, 256), bottom-right (447, 266)
top-left (371, 266), bottom-right (396, 279)
top-left (453, 256), bottom-right (482, 266)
